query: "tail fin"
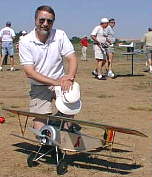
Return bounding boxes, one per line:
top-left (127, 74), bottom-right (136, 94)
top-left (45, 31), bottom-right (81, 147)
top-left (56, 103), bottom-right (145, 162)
top-left (103, 129), bottom-right (115, 145)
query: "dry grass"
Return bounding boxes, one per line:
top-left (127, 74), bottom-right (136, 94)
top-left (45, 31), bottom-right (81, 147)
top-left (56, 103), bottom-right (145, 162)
top-left (0, 46), bottom-right (151, 176)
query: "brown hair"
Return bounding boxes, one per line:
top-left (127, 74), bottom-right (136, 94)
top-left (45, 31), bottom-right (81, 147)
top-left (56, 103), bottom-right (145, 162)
top-left (35, 5), bottom-right (55, 20)
top-left (109, 18), bottom-right (115, 22)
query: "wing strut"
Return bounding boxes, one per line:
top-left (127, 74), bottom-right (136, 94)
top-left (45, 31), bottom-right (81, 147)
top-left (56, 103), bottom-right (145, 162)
top-left (17, 113), bottom-right (29, 136)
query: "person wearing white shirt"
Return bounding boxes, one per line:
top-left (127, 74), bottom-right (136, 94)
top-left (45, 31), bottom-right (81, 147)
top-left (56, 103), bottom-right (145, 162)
top-left (105, 18), bottom-right (116, 78)
top-left (91, 18), bottom-right (109, 80)
top-left (141, 27), bottom-right (152, 73)
top-left (19, 5), bottom-right (78, 130)
top-left (0, 21), bottom-right (16, 71)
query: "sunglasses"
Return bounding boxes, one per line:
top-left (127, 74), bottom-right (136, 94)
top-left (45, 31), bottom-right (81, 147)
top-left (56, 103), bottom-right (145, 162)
top-left (39, 18), bottom-right (54, 24)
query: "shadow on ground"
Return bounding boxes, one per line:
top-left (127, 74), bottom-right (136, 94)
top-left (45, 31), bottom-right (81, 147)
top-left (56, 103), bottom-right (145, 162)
top-left (116, 74), bottom-right (145, 77)
top-left (12, 142), bottom-right (142, 175)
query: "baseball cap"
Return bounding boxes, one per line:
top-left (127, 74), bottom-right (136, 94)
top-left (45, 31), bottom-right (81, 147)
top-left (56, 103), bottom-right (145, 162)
top-left (55, 82), bottom-right (82, 115)
top-left (101, 18), bottom-right (109, 23)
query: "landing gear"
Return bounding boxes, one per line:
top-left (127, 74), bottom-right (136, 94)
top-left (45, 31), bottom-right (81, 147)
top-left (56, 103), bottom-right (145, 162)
top-left (27, 152), bottom-right (39, 167)
top-left (57, 159), bottom-right (68, 175)
top-left (26, 146), bottom-right (68, 175)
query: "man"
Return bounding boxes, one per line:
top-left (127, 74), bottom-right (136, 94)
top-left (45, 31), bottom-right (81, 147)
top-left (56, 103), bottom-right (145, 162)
top-left (16, 31), bottom-right (28, 50)
top-left (0, 21), bottom-right (16, 71)
top-left (91, 18), bottom-right (109, 80)
top-left (80, 36), bottom-right (89, 61)
top-left (105, 18), bottom-right (116, 78)
top-left (19, 5), bottom-right (78, 130)
top-left (142, 27), bottom-right (152, 73)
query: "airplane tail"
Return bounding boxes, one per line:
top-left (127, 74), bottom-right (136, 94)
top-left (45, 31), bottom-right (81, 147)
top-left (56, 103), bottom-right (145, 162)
top-left (103, 129), bottom-right (115, 145)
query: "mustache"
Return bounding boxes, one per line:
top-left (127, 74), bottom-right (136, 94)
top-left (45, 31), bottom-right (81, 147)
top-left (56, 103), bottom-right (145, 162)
top-left (36, 27), bottom-right (50, 34)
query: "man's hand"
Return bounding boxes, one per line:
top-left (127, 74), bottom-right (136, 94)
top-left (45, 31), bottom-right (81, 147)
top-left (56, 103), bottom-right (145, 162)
top-left (101, 43), bottom-right (109, 48)
top-left (59, 75), bottom-right (74, 91)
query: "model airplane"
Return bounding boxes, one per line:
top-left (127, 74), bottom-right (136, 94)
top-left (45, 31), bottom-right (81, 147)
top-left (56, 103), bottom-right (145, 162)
top-left (119, 42), bottom-right (134, 48)
top-left (3, 108), bottom-right (147, 175)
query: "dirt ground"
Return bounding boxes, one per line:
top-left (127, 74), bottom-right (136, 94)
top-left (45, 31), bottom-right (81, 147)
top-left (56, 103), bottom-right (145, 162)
top-left (0, 51), bottom-right (152, 177)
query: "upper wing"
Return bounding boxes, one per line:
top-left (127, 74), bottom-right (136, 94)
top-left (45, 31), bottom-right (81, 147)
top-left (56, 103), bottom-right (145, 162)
top-left (3, 108), bottom-right (49, 118)
top-left (3, 108), bottom-right (147, 138)
top-left (50, 115), bottom-right (147, 137)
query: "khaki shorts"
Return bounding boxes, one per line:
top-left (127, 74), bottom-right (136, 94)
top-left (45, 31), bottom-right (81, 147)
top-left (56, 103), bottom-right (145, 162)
top-left (145, 46), bottom-right (152, 59)
top-left (107, 47), bottom-right (115, 54)
top-left (93, 45), bottom-right (107, 60)
top-left (29, 85), bottom-right (56, 114)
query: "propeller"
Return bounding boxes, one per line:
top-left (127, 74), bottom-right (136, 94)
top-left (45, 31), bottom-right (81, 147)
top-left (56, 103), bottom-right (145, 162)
top-left (29, 127), bottom-right (60, 146)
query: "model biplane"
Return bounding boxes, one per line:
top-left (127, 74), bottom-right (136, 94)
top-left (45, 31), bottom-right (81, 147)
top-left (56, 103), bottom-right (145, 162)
top-left (3, 108), bottom-right (147, 175)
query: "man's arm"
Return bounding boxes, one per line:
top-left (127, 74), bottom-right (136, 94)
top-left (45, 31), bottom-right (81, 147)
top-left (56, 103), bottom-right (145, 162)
top-left (60, 53), bottom-right (78, 91)
top-left (91, 35), bottom-right (100, 45)
top-left (11, 29), bottom-right (16, 41)
top-left (0, 30), bottom-right (2, 42)
top-left (23, 65), bottom-right (60, 86)
top-left (141, 34), bottom-right (146, 49)
top-left (66, 53), bottom-right (77, 79)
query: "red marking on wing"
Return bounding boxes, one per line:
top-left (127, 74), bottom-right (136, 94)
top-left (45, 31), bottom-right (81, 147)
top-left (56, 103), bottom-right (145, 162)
top-left (74, 136), bottom-right (81, 147)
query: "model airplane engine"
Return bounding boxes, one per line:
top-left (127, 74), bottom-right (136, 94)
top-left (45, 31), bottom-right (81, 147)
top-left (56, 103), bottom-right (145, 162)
top-left (40, 125), bottom-right (59, 145)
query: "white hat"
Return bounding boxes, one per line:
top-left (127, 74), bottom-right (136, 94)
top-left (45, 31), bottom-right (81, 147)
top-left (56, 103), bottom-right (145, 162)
top-left (55, 82), bottom-right (82, 115)
top-left (101, 18), bottom-right (109, 23)
top-left (22, 30), bottom-right (27, 34)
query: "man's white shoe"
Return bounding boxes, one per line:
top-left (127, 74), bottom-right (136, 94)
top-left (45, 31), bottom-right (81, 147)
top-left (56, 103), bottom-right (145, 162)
top-left (97, 74), bottom-right (106, 80)
top-left (108, 70), bottom-right (115, 78)
top-left (0, 66), bottom-right (3, 71)
top-left (10, 67), bottom-right (15, 71)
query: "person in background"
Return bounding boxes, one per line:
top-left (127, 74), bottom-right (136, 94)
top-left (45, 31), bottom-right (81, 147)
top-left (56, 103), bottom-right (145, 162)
top-left (16, 31), bottom-right (28, 50)
top-left (80, 36), bottom-right (89, 61)
top-left (19, 5), bottom-right (78, 130)
top-left (19, 30), bottom-right (27, 41)
top-left (0, 21), bottom-right (16, 71)
top-left (141, 27), bottom-right (152, 73)
top-left (105, 18), bottom-right (116, 78)
top-left (91, 18), bottom-right (109, 80)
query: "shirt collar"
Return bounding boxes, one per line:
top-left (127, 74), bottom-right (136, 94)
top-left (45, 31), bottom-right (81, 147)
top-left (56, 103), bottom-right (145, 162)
top-left (30, 28), bottom-right (56, 45)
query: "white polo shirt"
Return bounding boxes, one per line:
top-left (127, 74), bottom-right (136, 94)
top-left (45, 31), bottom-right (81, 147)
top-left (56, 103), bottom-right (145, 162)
top-left (91, 25), bottom-right (107, 43)
top-left (19, 28), bottom-right (75, 85)
top-left (0, 27), bottom-right (15, 42)
top-left (105, 25), bottom-right (115, 43)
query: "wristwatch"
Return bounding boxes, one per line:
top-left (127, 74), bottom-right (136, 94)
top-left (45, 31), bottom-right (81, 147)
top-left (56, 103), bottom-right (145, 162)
top-left (68, 77), bottom-right (74, 81)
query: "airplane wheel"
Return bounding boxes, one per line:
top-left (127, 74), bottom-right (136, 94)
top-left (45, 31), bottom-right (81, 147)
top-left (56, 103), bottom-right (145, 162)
top-left (27, 152), bottom-right (39, 167)
top-left (56, 159), bottom-right (68, 175)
